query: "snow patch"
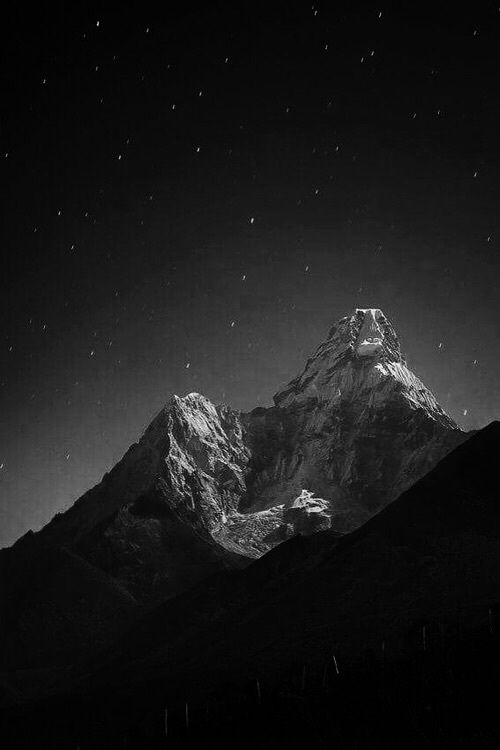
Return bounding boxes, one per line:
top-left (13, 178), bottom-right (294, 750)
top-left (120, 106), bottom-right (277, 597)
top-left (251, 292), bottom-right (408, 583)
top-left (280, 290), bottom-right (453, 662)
top-left (289, 489), bottom-right (329, 513)
top-left (356, 308), bottom-right (384, 358)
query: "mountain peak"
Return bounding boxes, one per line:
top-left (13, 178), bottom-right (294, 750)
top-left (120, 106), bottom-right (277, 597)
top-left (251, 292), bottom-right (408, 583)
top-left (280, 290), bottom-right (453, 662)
top-left (274, 308), bottom-right (456, 430)
top-left (326, 307), bottom-right (403, 363)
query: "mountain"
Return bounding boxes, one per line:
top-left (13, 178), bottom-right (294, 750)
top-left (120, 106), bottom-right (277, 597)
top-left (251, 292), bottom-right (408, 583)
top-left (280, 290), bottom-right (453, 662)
top-left (4, 421), bottom-right (498, 750)
top-left (69, 420), bottom-right (500, 706)
top-left (0, 307), bottom-right (466, 670)
top-left (239, 308), bottom-right (462, 535)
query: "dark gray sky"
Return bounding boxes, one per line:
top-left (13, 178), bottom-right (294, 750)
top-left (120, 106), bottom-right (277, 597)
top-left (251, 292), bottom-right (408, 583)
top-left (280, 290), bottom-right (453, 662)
top-left (1, 3), bottom-right (499, 547)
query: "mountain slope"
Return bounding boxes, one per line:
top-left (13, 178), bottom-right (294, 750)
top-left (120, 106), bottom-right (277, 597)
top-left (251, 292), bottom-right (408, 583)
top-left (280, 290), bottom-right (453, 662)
top-left (77, 421), bottom-right (500, 706)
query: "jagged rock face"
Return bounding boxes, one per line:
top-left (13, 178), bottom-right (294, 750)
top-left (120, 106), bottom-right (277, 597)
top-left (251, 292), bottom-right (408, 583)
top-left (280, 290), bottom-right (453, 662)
top-left (1, 308), bottom-right (467, 623)
top-left (241, 308), bottom-right (463, 534)
top-left (274, 308), bottom-right (454, 430)
top-left (140, 394), bottom-right (249, 531)
top-left (2, 394), bottom-right (250, 628)
top-left (79, 395), bottom-right (252, 598)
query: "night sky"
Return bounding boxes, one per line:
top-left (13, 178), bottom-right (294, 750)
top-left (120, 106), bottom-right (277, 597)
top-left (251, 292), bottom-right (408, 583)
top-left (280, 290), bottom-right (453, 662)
top-left (1, 3), bottom-right (499, 547)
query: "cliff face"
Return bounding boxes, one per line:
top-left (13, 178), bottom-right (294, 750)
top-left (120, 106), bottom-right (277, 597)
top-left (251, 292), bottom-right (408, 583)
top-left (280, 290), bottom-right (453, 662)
top-left (0, 308), bottom-right (467, 667)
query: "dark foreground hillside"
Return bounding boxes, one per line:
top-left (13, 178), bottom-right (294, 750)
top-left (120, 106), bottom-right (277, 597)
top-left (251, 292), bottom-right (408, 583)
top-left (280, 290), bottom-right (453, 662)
top-left (4, 624), bottom-right (500, 749)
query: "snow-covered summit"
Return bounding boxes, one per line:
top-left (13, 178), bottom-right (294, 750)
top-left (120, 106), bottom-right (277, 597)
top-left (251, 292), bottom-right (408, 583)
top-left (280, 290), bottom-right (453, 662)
top-left (274, 308), bottom-right (455, 429)
top-left (355, 308), bottom-right (391, 357)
